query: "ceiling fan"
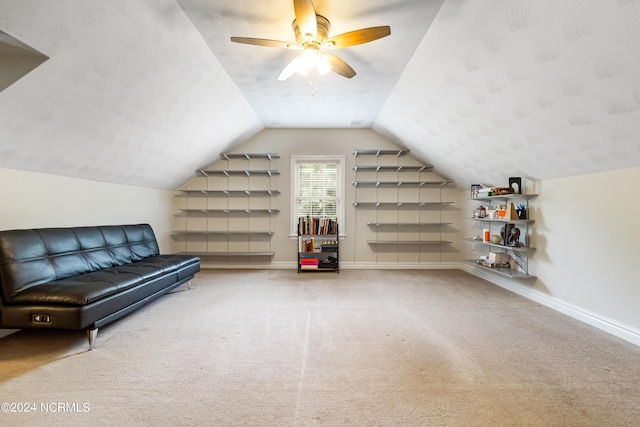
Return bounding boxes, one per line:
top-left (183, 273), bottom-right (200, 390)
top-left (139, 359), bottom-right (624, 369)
top-left (230, 0), bottom-right (391, 81)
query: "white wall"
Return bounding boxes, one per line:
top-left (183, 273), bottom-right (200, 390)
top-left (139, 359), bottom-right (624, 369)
top-left (5, 147), bottom-right (638, 345)
top-left (174, 128), bottom-right (461, 268)
top-left (461, 167), bottom-right (640, 345)
top-left (0, 167), bottom-right (174, 252)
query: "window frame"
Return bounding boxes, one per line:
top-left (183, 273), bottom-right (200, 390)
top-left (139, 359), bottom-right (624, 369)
top-left (290, 155), bottom-right (345, 237)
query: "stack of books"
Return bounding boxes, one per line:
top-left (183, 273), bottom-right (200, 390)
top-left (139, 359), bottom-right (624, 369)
top-left (299, 257), bottom-right (319, 270)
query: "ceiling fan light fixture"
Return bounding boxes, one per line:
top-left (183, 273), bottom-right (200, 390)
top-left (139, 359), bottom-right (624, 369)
top-left (295, 47), bottom-right (317, 76)
top-left (293, 49), bottom-right (332, 77)
top-left (231, 0), bottom-right (391, 81)
top-left (295, 64), bottom-right (309, 76)
top-left (316, 53), bottom-right (332, 75)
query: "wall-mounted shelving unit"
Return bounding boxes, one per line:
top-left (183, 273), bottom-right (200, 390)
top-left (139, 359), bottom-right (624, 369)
top-left (352, 149), bottom-right (455, 261)
top-left (465, 193), bottom-right (537, 279)
top-left (353, 201), bottom-right (453, 208)
top-left (175, 153), bottom-right (280, 260)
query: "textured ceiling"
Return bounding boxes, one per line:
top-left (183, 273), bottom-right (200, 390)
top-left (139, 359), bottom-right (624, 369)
top-left (374, 0), bottom-right (640, 187)
top-left (0, 0), bottom-right (263, 189)
top-left (1, 0), bottom-right (640, 190)
top-left (177, 0), bottom-right (445, 128)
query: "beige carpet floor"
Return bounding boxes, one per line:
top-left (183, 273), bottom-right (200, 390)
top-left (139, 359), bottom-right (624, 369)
top-left (1, 269), bottom-right (640, 426)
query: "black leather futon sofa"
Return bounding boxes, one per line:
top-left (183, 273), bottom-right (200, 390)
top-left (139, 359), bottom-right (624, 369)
top-left (0, 224), bottom-right (200, 349)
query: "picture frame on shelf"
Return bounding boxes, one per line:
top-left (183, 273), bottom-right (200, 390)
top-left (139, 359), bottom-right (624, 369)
top-left (509, 177), bottom-right (522, 194)
top-left (471, 184), bottom-right (482, 198)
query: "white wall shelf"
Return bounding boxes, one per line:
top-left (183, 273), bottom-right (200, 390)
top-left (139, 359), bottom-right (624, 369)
top-left (179, 190), bottom-right (281, 196)
top-left (367, 222), bottom-right (453, 227)
top-left (353, 149), bottom-right (410, 157)
top-left (198, 169), bottom-right (280, 177)
top-left (176, 152), bottom-right (279, 259)
top-left (352, 180), bottom-right (450, 187)
top-left (464, 237), bottom-right (535, 253)
top-left (464, 260), bottom-right (536, 279)
top-left (472, 218), bottom-right (535, 225)
top-left (179, 209), bottom-right (280, 214)
top-left (352, 148), bottom-right (455, 262)
top-left (173, 230), bottom-right (275, 236)
top-left (220, 153), bottom-right (280, 160)
top-left (353, 202), bottom-right (454, 207)
top-left (472, 193), bottom-right (538, 202)
top-left (353, 165), bottom-right (432, 172)
top-left (181, 251), bottom-right (275, 257)
top-left (466, 192), bottom-right (537, 279)
top-left (367, 240), bottom-right (453, 245)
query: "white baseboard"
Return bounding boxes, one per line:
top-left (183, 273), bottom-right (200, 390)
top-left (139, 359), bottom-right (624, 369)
top-left (339, 262), bottom-right (461, 270)
top-left (461, 262), bottom-right (640, 347)
top-left (201, 262), bottom-right (461, 270)
top-left (201, 262), bottom-right (295, 270)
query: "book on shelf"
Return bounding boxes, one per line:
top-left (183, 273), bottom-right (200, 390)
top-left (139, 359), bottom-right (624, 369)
top-left (299, 238), bottom-right (317, 252)
top-left (300, 262), bottom-right (319, 267)
top-left (300, 256), bottom-right (319, 269)
top-left (298, 217), bottom-right (337, 235)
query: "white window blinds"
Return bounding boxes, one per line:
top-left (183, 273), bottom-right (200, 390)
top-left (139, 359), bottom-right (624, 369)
top-left (292, 157), bottom-right (344, 235)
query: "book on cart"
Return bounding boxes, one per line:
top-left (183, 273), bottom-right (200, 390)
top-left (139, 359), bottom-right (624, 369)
top-left (300, 256), bottom-right (319, 270)
top-left (298, 216), bottom-right (338, 236)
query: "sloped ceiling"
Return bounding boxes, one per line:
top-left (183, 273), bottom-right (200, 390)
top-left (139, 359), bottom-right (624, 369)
top-left (177, 0), bottom-right (444, 128)
top-left (1, 0), bottom-right (639, 190)
top-left (374, 0), bottom-right (640, 187)
top-left (0, 0), bottom-right (263, 189)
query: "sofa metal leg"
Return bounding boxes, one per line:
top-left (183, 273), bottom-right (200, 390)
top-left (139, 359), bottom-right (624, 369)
top-left (186, 280), bottom-right (191, 290)
top-left (87, 328), bottom-right (98, 350)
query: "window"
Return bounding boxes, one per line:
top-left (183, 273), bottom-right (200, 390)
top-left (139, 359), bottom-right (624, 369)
top-left (291, 156), bottom-right (345, 236)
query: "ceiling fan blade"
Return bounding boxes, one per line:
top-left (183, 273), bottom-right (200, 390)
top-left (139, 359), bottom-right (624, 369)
top-left (326, 26), bottom-right (391, 49)
top-left (278, 56), bottom-right (303, 81)
top-left (293, 0), bottom-right (317, 39)
top-left (325, 53), bottom-right (356, 79)
top-left (230, 37), bottom-right (298, 49)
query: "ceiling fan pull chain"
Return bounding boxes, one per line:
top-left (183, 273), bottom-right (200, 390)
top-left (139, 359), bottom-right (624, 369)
top-left (310, 80), bottom-right (315, 97)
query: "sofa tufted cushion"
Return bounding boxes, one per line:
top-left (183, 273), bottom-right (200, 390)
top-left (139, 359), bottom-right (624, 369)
top-left (0, 224), bottom-right (161, 304)
top-left (0, 224), bottom-right (200, 344)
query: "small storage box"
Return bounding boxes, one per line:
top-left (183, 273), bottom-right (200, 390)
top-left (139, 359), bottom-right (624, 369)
top-left (489, 252), bottom-right (510, 263)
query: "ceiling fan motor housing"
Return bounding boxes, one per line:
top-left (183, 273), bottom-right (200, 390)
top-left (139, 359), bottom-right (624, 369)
top-left (229, 0), bottom-right (390, 80)
top-left (293, 14), bottom-right (331, 48)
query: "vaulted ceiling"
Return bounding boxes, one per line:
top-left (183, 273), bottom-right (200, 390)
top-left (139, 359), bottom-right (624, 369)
top-left (1, 0), bottom-right (639, 190)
